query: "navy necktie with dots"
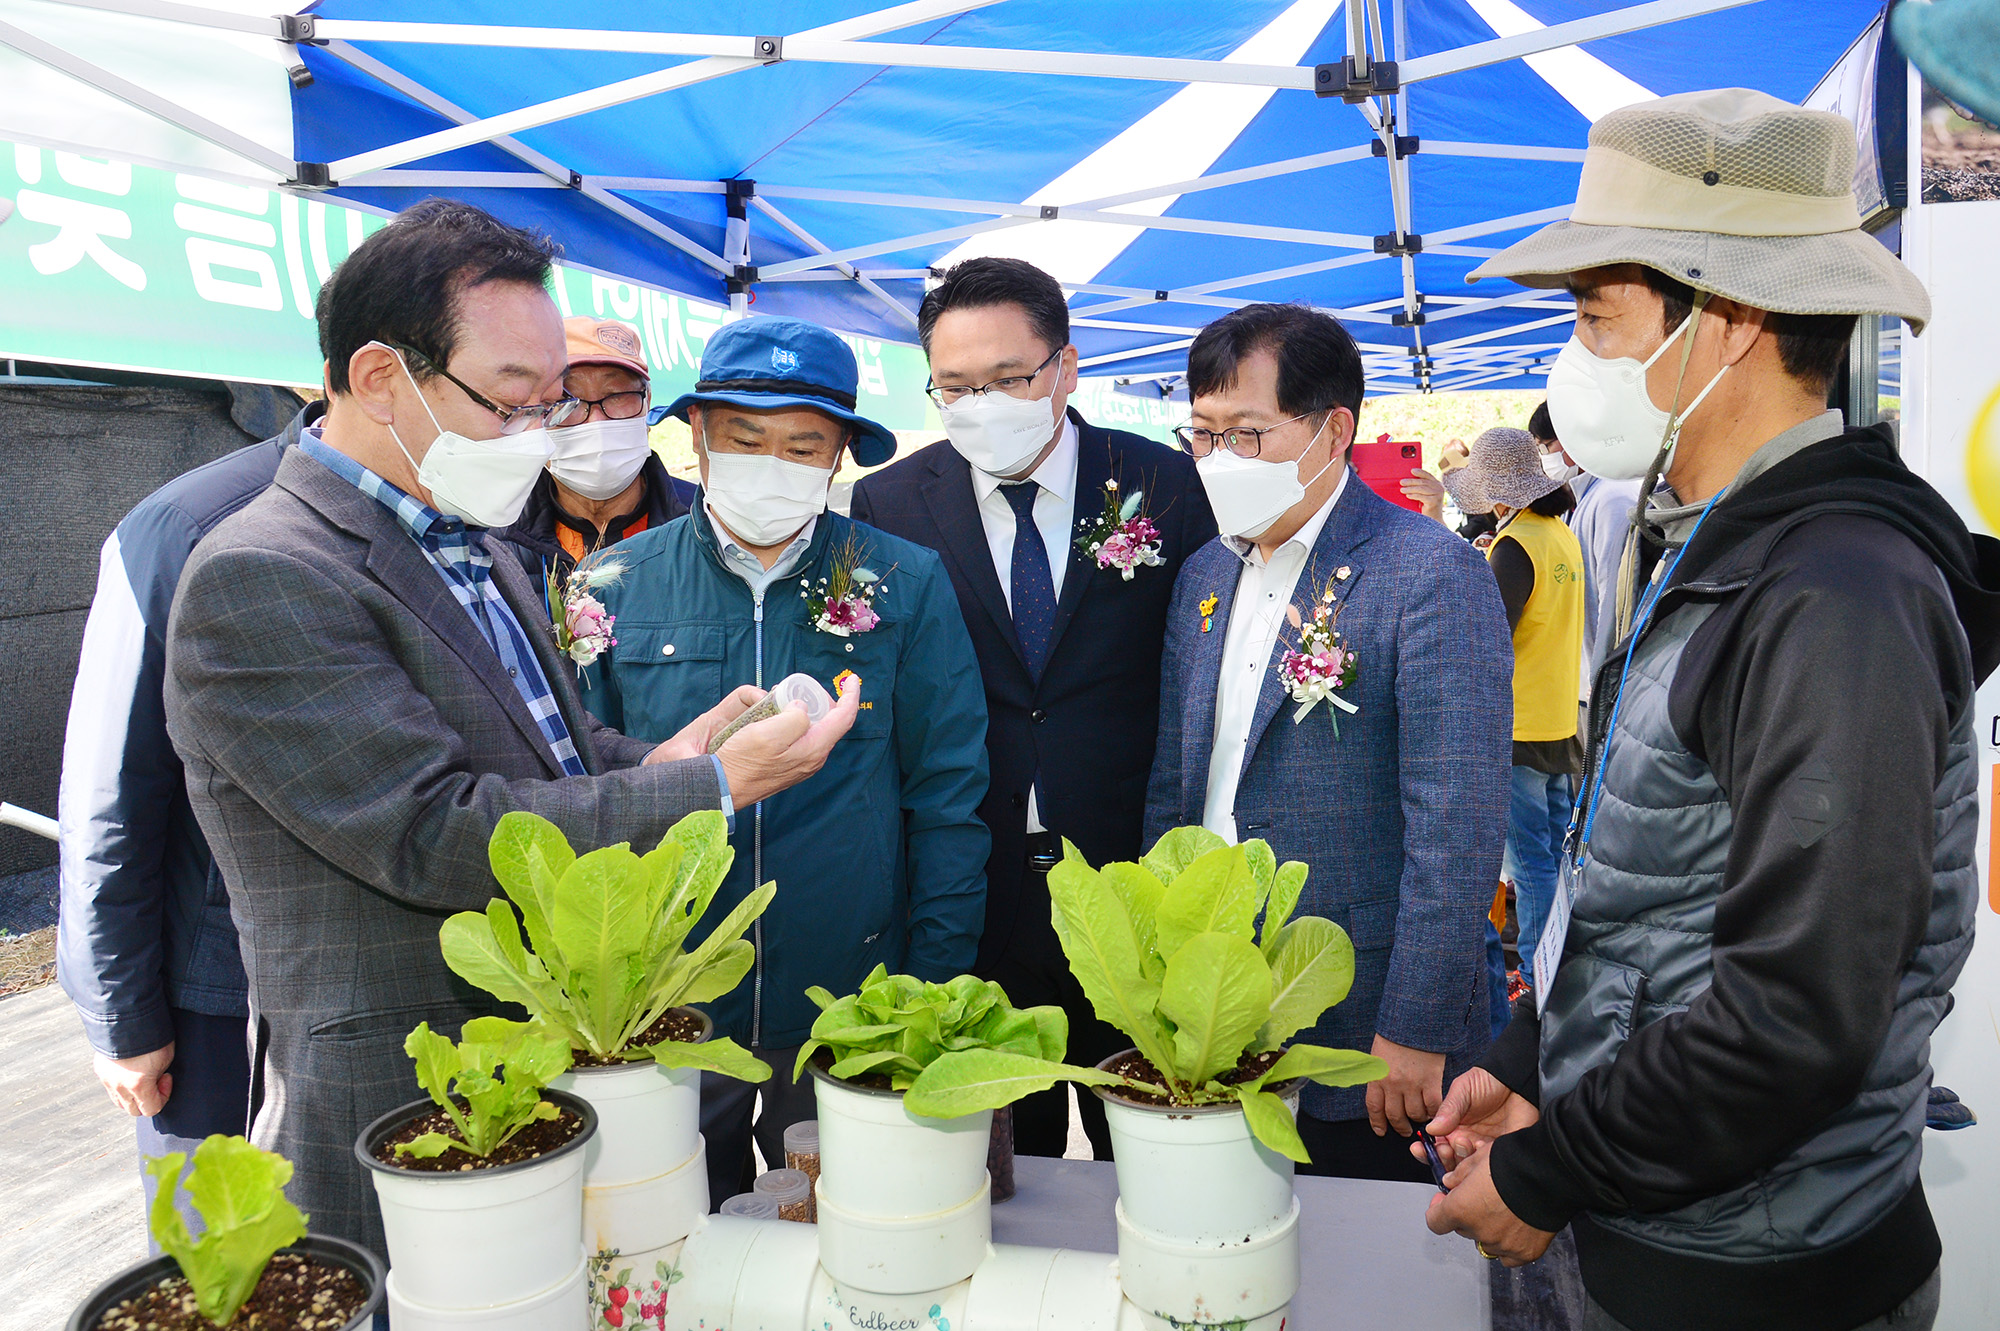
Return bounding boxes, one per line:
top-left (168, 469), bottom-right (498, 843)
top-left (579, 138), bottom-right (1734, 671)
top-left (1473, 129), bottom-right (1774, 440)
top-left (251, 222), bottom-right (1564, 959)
top-left (1003, 481), bottom-right (1055, 679)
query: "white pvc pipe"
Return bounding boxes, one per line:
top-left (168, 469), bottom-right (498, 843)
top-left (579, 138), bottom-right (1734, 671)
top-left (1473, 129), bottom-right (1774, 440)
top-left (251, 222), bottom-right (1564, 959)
top-left (0, 802), bottom-right (60, 841)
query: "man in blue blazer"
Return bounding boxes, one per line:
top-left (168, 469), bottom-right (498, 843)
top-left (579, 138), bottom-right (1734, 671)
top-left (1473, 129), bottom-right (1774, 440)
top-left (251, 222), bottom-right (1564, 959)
top-left (852, 258), bottom-right (1216, 1158)
top-left (1146, 304), bottom-right (1511, 1180)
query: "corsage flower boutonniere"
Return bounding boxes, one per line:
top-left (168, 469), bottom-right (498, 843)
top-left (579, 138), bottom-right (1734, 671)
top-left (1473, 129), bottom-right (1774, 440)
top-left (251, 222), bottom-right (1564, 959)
top-left (1279, 572), bottom-right (1359, 734)
top-left (805, 532), bottom-right (893, 641)
top-left (546, 551), bottom-right (626, 677)
top-left (1075, 477), bottom-right (1164, 581)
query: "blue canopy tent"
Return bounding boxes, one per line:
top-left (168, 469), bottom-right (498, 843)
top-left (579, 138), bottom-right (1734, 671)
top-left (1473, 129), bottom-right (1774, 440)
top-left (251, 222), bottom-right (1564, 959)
top-left (8, 0), bottom-right (1893, 394)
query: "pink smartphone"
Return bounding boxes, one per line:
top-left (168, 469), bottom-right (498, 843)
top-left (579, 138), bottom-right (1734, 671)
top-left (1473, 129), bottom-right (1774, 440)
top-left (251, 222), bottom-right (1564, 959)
top-left (1352, 436), bottom-right (1425, 513)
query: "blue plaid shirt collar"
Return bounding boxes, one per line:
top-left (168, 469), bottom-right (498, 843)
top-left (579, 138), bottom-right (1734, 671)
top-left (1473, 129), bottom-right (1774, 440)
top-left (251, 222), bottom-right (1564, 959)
top-left (296, 431), bottom-right (590, 779)
top-left (299, 430), bottom-right (462, 545)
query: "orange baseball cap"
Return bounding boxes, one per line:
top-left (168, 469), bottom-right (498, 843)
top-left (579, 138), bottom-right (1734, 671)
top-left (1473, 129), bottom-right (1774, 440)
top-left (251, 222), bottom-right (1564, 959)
top-left (564, 316), bottom-right (649, 379)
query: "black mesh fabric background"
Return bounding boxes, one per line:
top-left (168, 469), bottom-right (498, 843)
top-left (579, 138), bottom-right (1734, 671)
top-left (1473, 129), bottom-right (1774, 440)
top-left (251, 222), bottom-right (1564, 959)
top-left (0, 376), bottom-right (300, 879)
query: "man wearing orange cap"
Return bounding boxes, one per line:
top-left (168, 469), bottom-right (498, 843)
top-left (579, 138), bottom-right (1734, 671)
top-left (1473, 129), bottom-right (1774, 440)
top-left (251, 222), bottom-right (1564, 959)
top-left (498, 316), bottom-right (697, 585)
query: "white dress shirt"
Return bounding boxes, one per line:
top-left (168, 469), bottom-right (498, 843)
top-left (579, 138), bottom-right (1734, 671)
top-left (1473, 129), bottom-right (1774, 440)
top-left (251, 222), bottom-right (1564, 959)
top-left (1201, 468), bottom-right (1348, 843)
top-left (968, 414), bottom-right (1080, 833)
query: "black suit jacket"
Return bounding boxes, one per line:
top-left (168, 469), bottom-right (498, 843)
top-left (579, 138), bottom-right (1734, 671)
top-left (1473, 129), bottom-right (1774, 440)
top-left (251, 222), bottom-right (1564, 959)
top-left (851, 409), bottom-right (1217, 974)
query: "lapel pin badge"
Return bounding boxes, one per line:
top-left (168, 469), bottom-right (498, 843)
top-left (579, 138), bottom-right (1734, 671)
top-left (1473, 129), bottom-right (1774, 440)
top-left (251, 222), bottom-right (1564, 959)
top-left (1199, 593), bottom-right (1219, 633)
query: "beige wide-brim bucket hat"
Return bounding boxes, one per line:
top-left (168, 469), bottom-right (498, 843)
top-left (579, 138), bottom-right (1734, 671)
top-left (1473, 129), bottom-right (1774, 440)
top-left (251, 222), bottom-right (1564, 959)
top-left (1470, 87), bottom-right (1931, 334)
top-left (1441, 427), bottom-right (1561, 515)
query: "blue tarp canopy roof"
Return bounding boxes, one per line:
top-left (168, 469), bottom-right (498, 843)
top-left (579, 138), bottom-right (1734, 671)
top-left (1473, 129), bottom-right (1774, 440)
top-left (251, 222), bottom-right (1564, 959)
top-left (281, 0), bottom-right (1885, 394)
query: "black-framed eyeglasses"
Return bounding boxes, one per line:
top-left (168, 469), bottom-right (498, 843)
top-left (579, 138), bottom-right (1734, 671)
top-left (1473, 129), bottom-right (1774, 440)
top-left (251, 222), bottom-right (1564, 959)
top-left (1173, 409), bottom-right (1318, 459)
top-left (388, 341), bottom-right (583, 435)
top-left (925, 346), bottom-right (1064, 408)
top-left (560, 386), bottom-right (651, 425)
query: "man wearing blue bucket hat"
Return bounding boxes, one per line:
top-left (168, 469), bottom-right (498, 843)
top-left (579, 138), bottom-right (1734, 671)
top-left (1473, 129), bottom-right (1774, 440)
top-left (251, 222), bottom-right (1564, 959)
top-left (588, 317), bottom-right (991, 1204)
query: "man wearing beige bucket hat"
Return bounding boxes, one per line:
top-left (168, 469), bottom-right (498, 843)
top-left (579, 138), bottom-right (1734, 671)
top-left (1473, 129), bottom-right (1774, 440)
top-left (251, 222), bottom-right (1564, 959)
top-left (1418, 88), bottom-right (2000, 1331)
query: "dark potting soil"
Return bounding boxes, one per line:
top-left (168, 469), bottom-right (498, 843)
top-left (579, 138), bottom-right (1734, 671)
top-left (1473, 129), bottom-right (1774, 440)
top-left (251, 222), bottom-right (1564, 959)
top-left (371, 1104), bottom-right (585, 1172)
top-left (93, 1252), bottom-right (367, 1331)
top-left (570, 1007), bottom-right (705, 1067)
top-left (1104, 1048), bottom-right (1285, 1105)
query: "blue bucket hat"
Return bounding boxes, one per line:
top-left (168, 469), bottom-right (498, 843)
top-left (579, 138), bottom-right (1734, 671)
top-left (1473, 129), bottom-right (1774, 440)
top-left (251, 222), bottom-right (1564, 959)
top-left (664, 317), bottom-right (898, 467)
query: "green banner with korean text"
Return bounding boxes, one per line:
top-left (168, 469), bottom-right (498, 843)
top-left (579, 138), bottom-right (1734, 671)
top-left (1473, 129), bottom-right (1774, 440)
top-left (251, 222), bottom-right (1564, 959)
top-left (0, 140), bottom-right (1191, 444)
top-left (0, 140), bottom-right (941, 431)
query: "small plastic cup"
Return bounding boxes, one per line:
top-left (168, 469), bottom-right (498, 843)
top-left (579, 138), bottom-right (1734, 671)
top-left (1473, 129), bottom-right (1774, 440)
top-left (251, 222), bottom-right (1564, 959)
top-left (754, 1167), bottom-right (814, 1222)
top-left (719, 1191), bottom-right (780, 1219)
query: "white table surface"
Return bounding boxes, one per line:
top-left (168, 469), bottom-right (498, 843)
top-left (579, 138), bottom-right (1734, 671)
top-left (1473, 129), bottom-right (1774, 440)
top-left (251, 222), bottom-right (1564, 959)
top-left (988, 1155), bottom-right (1492, 1329)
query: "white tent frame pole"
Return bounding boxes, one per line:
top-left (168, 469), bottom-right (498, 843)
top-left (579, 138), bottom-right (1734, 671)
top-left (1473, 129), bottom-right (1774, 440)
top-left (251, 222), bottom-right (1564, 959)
top-left (1400, 0), bottom-right (1765, 84)
top-left (1422, 141), bottom-right (1588, 163)
top-left (327, 56), bottom-right (760, 177)
top-left (749, 196), bottom-right (919, 329)
top-left (317, 36), bottom-right (733, 275)
top-left (1080, 338), bottom-right (1197, 370)
top-left (1420, 289), bottom-right (1571, 324)
top-left (0, 125), bottom-right (278, 190)
top-left (301, 21), bottom-right (1320, 92)
top-left (0, 17), bottom-right (295, 177)
top-left (758, 217), bottom-right (1036, 277)
top-left (319, 38), bottom-right (573, 186)
top-left (46, 0), bottom-right (282, 35)
top-left (760, 207), bottom-right (1379, 279)
top-left (1430, 312), bottom-right (1579, 351)
top-left (343, 170), bottom-right (569, 188)
top-left (1063, 200), bottom-right (1565, 322)
top-left (1069, 251), bottom-right (1391, 319)
top-left (322, 0), bottom-right (1007, 179)
top-left (581, 184), bottom-right (736, 277)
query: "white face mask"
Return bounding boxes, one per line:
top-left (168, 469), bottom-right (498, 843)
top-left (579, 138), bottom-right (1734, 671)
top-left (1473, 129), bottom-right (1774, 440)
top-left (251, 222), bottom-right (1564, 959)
top-left (1539, 451), bottom-right (1583, 484)
top-left (547, 416), bottom-right (653, 501)
top-left (939, 387), bottom-right (1058, 478)
top-left (379, 345), bottom-right (553, 529)
top-left (1194, 413), bottom-right (1337, 541)
top-left (701, 444), bottom-right (833, 548)
top-left (1545, 308), bottom-right (1728, 483)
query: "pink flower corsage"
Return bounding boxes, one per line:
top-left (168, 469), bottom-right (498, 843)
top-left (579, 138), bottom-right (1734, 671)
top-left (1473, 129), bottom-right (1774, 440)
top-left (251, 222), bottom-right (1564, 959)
top-left (805, 532), bottom-right (892, 641)
top-left (546, 551), bottom-right (625, 677)
top-left (1075, 477), bottom-right (1164, 581)
top-left (1279, 575), bottom-right (1359, 733)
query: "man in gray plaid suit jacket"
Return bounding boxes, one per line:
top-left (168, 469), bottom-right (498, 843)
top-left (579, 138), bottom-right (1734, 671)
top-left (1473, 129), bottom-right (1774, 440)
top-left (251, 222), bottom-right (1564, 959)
top-left (163, 201), bottom-right (855, 1257)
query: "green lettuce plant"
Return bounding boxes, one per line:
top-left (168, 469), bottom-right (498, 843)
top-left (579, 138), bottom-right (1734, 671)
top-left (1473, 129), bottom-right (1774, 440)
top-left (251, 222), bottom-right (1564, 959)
top-left (793, 965), bottom-right (1068, 1092)
top-left (397, 1016), bottom-right (573, 1159)
top-left (903, 827), bottom-right (1388, 1161)
top-left (144, 1135), bottom-right (309, 1325)
top-left (438, 810), bottom-right (771, 1082)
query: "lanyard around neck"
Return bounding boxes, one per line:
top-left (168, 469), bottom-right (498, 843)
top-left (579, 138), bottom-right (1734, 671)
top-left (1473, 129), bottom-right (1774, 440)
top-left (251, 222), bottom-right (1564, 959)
top-left (1572, 486), bottom-right (1726, 863)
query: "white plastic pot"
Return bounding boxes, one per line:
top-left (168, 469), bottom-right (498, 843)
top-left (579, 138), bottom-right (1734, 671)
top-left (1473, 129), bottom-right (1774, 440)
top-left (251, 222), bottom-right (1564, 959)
top-left (1092, 1054), bottom-right (1300, 1244)
top-left (809, 1062), bottom-right (993, 1216)
top-left (1093, 1052), bottom-right (1302, 1327)
top-left (355, 1089), bottom-right (595, 1311)
top-left (385, 1248), bottom-right (588, 1331)
top-left (549, 1008), bottom-right (709, 1187)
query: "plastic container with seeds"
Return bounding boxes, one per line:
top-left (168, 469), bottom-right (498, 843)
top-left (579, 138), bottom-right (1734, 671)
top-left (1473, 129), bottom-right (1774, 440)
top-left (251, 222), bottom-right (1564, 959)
top-left (782, 1120), bottom-right (820, 1221)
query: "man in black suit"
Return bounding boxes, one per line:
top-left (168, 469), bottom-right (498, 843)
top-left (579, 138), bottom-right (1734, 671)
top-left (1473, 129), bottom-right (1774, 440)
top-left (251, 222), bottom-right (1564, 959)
top-left (851, 258), bottom-right (1216, 1157)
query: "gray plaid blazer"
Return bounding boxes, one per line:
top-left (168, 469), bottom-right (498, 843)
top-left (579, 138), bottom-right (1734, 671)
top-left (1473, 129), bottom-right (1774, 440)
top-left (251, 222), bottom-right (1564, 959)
top-left (164, 448), bottom-right (722, 1257)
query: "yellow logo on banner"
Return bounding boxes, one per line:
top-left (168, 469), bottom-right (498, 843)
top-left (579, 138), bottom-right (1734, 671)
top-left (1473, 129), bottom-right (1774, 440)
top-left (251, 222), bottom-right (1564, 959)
top-left (1963, 381), bottom-right (2000, 535)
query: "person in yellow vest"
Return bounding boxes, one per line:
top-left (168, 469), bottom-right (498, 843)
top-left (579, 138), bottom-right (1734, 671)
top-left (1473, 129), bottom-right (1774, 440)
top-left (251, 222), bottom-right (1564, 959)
top-left (1443, 427), bottom-right (1583, 1003)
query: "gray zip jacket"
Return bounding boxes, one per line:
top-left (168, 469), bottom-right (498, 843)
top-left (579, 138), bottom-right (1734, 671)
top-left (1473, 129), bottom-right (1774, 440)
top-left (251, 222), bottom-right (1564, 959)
top-left (1480, 424), bottom-right (2000, 1331)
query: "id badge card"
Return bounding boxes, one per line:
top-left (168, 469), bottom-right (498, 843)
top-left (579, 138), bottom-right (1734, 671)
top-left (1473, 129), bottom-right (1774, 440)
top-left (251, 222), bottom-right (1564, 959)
top-left (1534, 855), bottom-right (1579, 1016)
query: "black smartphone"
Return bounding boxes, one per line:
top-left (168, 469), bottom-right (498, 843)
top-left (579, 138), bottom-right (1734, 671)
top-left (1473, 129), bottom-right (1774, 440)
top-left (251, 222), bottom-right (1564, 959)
top-left (1418, 1127), bottom-right (1450, 1193)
